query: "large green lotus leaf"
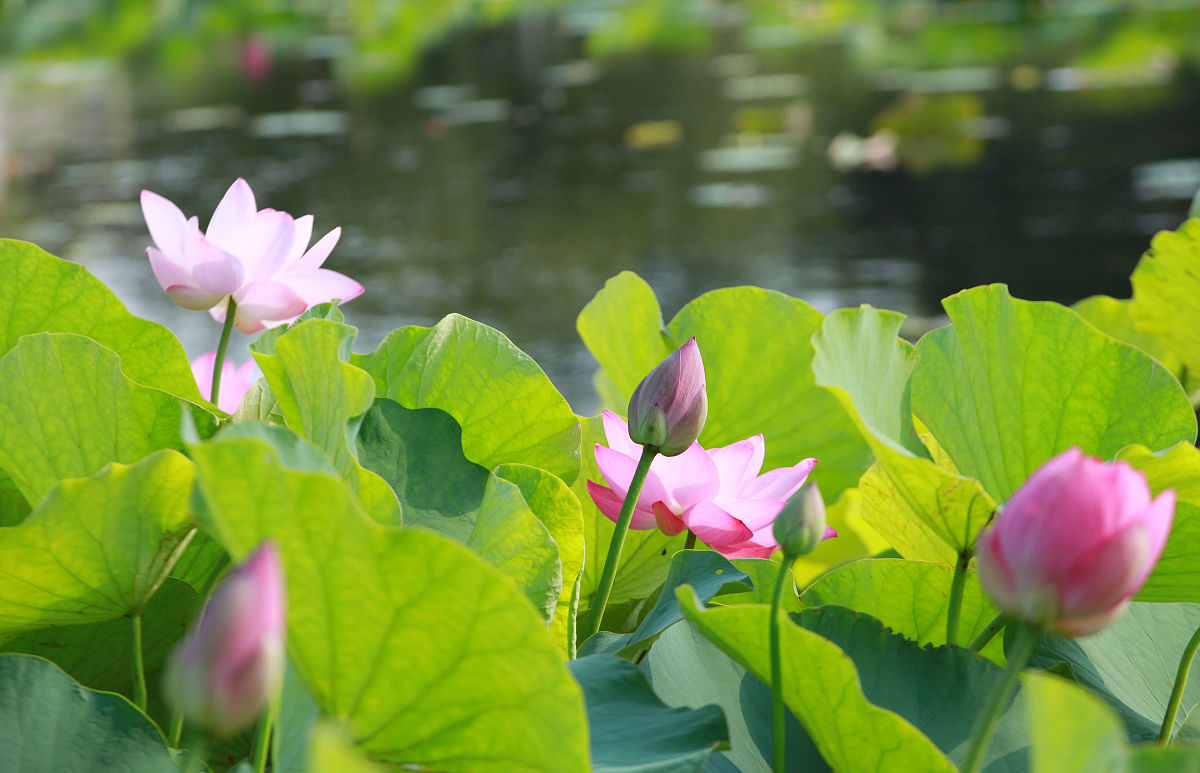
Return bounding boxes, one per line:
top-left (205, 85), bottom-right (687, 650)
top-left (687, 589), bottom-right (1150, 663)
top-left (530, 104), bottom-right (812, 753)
top-left (0, 239), bottom-right (200, 401)
top-left (0, 654), bottom-right (181, 772)
top-left (0, 577), bottom-right (197, 695)
top-left (354, 401), bottom-right (566, 626)
top-left (568, 654), bottom-right (728, 773)
top-left (577, 271), bottom-right (872, 498)
top-left (802, 558), bottom-right (1004, 660)
top-left (0, 333), bottom-right (193, 506)
top-left (812, 306), bottom-right (996, 556)
top-left (0, 450), bottom-right (194, 634)
top-left (1022, 671), bottom-right (1128, 773)
top-left (1130, 219), bottom-right (1200, 374)
top-left (713, 558), bottom-right (801, 611)
top-left (642, 620), bottom-right (828, 773)
top-left (495, 463), bottom-right (585, 659)
top-left (575, 414), bottom-right (685, 611)
top-left (252, 319), bottom-right (400, 525)
top-left (190, 436), bottom-right (589, 772)
top-left (793, 606), bottom-right (1027, 770)
top-left (1026, 603), bottom-right (1200, 744)
top-left (579, 550), bottom-right (751, 658)
top-left (309, 721), bottom-right (388, 773)
top-left (274, 661), bottom-right (321, 773)
top-left (1129, 748), bottom-right (1200, 772)
top-left (1073, 296), bottom-right (1181, 376)
top-left (677, 588), bottom-right (956, 771)
top-left (471, 473), bottom-right (562, 622)
top-left (353, 314), bottom-right (581, 483)
top-left (912, 285), bottom-right (1196, 503)
top-left (1117, 443), bottom-right (1200, 603)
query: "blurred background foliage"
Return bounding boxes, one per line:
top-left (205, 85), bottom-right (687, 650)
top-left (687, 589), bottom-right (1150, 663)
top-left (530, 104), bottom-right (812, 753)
top-left (0, 0), bottom-right (1198, 410)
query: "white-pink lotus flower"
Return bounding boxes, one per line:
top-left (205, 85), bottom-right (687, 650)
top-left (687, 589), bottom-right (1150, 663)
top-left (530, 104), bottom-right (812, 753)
top-left (587, 411), bottom-right (830, 558)
top-left (191, 352), bottom-right (259, 414)
top-left (140, 178), bottom-right (363, 333)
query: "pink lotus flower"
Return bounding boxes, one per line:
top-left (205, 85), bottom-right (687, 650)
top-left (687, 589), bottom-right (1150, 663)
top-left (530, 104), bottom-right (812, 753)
top-left (976, 448), bottom-right (1175, 638)
top-left (586, 411), bottom-right (829, 558)
top-left (191, 352), bottom-right (259, 414)
top-left (140, 178), bottom-right (363, 333)
top-left (164, 542), bottom-right (286, 737)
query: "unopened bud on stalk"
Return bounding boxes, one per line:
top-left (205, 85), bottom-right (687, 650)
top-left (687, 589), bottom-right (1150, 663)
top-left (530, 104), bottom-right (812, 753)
top-left (773, 483), bottom-right (830, 558)
top-left (164, 541), bottom-right (286, 737)
top-left (627, 338), bottom-right (708, 457)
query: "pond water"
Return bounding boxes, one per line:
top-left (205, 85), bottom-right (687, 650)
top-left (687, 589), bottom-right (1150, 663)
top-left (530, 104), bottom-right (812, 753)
top-left (2, 6), bottom-right (1198, 411)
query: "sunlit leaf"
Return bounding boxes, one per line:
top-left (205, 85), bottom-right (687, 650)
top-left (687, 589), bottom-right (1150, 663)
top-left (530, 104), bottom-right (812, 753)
top-left (1131, 219), bottom-right (1200, 374)
top-left (1022, 671), bottom-right (1127, 773)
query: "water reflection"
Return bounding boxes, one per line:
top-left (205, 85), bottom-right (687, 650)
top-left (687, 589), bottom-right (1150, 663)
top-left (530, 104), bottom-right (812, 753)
top-left (1, 3), bottom-right (1198, 411)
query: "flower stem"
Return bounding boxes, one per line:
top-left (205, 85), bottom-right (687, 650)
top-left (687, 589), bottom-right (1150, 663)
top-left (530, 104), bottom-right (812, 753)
top-left (968, 613), bottom-right (1009, 653)
top-left (586, 445), bottom-right (657, 638)
top-left (130, 612), bottom-right (147, 711)
top-left (210, 297), bottom-right (238, 409)
top-left (946, 551), bottom-right (971, 647)
top-left (251, 711), bottom-right (274, 773)
top-left (168, 710), bottom-right (184, 747)
top-left (771, 555), bottom-right (798, 773)
top-left (182, 731), bottom-right (209, 773)
top-left (1159, 624), bottom-right (1200, 743)
top-left (684, 531), bottom-right (697, 551)
top-left (961, 622), bottom-right (1038, 773)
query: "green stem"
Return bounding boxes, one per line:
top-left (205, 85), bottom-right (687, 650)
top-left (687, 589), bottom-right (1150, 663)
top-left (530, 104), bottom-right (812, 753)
top-left (586, 446), bottom-right (657, 638)
top-left (131, 612), bottom-right (147, 711)
top-left (961, 622), bottom-right (1039, 773)
top-left (251, 711), bottom-right (273, 773)
top-left (968, 613), bottom-right (1010, 653)
top-left (168, 710), bottom-right (184, 748)
top-left (684, 531), bottom-right (697, 551)
top-left (771, 555), bottom-right (798, 773)
top-left (210, 297), bottom-right (238, 409)
top-left (182, 731), bottom-right (209, 773)
top-left (1160, 624), bottom-right (1200, 743)
top-left (946, 551), bottom-right (971, 647)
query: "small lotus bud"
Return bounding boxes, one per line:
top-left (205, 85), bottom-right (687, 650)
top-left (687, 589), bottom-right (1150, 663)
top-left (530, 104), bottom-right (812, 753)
top-left (773, 483), bottom-right (829, 558)
top-left (627, 338), bottom-right (708, 457)
top-left (164, 541), bottom-right (286, 737)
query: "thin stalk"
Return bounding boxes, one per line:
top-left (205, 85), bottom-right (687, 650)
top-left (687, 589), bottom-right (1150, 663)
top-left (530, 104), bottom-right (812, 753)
top-left (1159, 624), bottom-right (1200, 743)
top-left (684, 531), bottom-right (697, 551)
top-left (168, 711), bottom-right (184, 748)
top-left (131, 612), bottom-right (147, 710)
top-left (946, 551), bottom-right (971, 647)
top-left (586, 446), bottom-right (657, 638)
top-left (771, 555), bottom-right (798, 773)
top-left (182, 732), bottom-right (209, 773)
top-left (968, 613), bottom-right (1009, 653)
top-left (251, 711), bottom-right (274, 773)
top-left (210, 297), bottom-right (238, 409)
top-left (960, 622), bottom-right (1039, 773)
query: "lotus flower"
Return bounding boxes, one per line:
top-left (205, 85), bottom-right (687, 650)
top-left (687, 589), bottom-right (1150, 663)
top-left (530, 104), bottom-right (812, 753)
top-left (773, 483), bottom-right (829, 558)
top-left (191, 352), bottom-right (259, 414)
top-left (976, 448), bottom-right (1175, 637)
top-left (164, 542), bottom-right (286, 737)
top-left (627, 338), bottom-right (707, 457)
top-left (587, 411), bottom-right (830, 558)
top-left (140, 178), bottom-right (363, 333)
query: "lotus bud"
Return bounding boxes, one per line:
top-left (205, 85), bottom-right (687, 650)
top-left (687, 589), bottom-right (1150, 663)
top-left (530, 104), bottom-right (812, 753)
top-left (164, 541), bottom-right (287, 737)
top-left (773, 483), bottom-right (830, 558)
top-left (975, 448), bottom-right (1174, 638)
top-left (627, 338), bottom-right (708, 457)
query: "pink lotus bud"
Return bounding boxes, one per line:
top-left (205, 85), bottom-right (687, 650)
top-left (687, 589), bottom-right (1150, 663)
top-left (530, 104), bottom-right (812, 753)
top-left (975, 448), bottom-right (1174, 638)
top-left (627, 338), bottom-right (707, 457)
top-left (165, 542), bottom-right (286, 737)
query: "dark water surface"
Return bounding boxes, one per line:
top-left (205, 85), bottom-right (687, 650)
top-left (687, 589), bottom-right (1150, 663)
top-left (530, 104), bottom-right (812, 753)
top-left (2, 11), bottom-right (1198, 411)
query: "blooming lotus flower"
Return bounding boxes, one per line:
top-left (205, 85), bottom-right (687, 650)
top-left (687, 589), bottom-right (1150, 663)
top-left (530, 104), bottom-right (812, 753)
top-left (587, 411), bottom-right (830, 558)
top-left (164, 542), bottom-right (286, 737)
top-left (627, 338), bottom-right (707, 457)
top-left (976, 448), bottom-right (1174, 638)
top-left (191, 352), bottom-right (259, 414)
top-left (140, 178), bottom-right (363, 333)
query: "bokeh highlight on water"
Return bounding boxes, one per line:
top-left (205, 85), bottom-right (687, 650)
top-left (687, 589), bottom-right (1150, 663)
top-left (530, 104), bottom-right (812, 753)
top-left (1, 1), bottom-right (1198, 411)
